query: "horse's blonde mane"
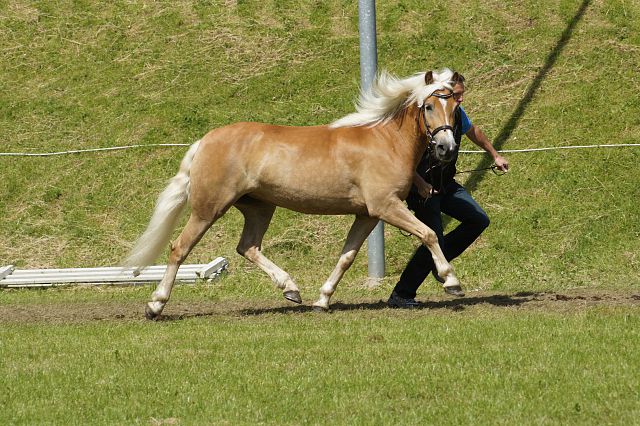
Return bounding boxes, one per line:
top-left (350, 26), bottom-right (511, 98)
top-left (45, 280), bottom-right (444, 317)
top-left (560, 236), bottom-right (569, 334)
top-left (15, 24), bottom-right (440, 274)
top-left (330, 68), bottom-right (455, 129)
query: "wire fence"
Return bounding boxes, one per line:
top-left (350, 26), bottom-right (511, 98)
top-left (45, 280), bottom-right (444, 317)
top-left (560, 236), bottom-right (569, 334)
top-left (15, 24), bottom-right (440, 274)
top-left (0, 144), bottom-right (191, 157)
top-left (460, 143), bottom-right (640, 154)
top-left (1, 143), bottom-right (639, 157)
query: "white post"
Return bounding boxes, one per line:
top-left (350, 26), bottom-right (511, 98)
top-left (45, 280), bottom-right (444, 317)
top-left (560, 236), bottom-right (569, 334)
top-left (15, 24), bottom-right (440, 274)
top-left (358, 0), bottom-right (385, 280)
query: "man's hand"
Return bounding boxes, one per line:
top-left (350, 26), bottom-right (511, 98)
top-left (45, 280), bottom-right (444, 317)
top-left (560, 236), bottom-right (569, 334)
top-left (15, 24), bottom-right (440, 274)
top-left (494, 155), bottom-right (509, 172)
top-left (466, 125), bottom-right (510, 173)
top-left (417, 182), bottom-right (434, 199)
top-left (414, 173), bottom-right (434, 199)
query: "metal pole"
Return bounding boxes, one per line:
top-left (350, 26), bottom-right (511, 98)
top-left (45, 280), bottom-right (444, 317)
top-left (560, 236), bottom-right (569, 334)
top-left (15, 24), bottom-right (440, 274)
top-left (358, 0), bottom-right (385, 279)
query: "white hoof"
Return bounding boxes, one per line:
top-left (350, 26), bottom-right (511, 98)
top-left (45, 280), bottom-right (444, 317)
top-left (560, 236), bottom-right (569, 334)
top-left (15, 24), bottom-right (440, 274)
top-left (145, 301), bottom-right (165, 320)
top-left (444, 275), bottom-right (460, 288)
top-left (312, 302), bottom-right (330, 313)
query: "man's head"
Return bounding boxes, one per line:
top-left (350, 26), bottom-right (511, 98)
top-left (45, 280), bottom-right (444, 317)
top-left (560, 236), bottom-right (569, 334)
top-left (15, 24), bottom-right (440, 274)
top-left (450, 72), bottom-right (465, 105)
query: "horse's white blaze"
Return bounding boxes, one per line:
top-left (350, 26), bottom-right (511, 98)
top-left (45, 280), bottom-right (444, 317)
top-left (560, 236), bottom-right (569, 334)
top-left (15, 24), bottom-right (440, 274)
top-left (432, 96), bottom-right (456, 160)
top-left (440, 97), bottom-right (449, 124)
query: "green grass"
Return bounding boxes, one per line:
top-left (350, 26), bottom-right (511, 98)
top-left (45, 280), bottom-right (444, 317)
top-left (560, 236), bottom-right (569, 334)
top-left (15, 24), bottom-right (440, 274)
top-left (1, 289), bottom-right (638, 425)
top-left (2, 0), bottom-right (640, 424)
top-left (1, 282), bottom-right (639, 424)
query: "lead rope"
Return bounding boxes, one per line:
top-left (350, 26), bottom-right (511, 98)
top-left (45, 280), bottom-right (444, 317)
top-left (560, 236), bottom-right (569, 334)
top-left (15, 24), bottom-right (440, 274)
top-left (455, 164), bottom-right (506, 175)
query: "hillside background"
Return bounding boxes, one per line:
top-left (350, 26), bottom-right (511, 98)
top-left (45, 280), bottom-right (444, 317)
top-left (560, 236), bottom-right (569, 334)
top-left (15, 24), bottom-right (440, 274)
top-left (1, 0), bottom-right (638, 294)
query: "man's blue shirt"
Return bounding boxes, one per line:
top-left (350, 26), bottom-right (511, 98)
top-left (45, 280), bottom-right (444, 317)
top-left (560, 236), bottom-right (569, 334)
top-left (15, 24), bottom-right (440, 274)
top-left (459, 106), bottom-right (472, 135)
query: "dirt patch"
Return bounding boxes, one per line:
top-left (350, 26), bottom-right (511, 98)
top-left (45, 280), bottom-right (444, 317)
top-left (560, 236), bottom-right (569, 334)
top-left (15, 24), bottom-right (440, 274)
top-left (0, 289), bottom-right (638, 324)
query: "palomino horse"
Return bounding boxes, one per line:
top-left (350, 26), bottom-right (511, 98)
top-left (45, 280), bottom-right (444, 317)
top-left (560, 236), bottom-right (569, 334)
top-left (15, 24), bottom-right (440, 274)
top-left (126, 68), bottom-right (463, 319)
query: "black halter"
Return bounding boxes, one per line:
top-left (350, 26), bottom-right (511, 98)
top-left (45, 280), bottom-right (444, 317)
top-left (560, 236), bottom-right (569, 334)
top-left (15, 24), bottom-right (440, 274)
top-left (416, 90), bottom-right (458, 196)
top-left (420, 90), bottom-right (455, 152)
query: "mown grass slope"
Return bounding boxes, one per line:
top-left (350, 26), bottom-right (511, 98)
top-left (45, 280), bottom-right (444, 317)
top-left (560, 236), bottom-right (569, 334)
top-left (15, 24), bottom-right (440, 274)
top-left (1, 0), bottom-right (639, 292)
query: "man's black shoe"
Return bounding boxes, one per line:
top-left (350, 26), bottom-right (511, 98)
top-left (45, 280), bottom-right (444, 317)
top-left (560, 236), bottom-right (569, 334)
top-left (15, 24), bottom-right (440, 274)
top-left (387, 291), bottom-right (422, 308)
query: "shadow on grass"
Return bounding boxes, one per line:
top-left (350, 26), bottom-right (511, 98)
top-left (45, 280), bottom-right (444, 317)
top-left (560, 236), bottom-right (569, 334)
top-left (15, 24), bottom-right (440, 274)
top-left (146, 290), bottom-right (639, 321)
top-left (154, 293), bottom-right (540, 320)
top-left (460, 0), bottom-right (592, 193)
top-left (237, 291), bottom-right (541, 316)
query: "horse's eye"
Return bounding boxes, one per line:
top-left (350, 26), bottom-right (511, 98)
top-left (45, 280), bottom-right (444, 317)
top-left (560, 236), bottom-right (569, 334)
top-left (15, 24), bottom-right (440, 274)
top-left (425, 104), bottom-right (433, 111)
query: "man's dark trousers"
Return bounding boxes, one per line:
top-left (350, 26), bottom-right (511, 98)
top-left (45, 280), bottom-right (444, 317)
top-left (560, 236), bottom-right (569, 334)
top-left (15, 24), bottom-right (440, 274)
top-left (393, 181), bottom-right (490, 299)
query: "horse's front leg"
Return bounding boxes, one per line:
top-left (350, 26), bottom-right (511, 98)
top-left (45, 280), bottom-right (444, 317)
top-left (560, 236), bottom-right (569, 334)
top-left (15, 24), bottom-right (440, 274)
top-left (313, 215), bottom-right (379, 311)
top-left (377, 199), bottom-right (461, 291)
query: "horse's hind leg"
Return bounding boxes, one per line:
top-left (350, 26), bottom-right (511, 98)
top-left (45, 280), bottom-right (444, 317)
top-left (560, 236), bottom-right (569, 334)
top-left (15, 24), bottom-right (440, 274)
top-left (313, 215), bottom-right (379, 311)
top-left (146, 213), bottom-right (215, 319)
top-left (235, 198), bottom-right (302, 304)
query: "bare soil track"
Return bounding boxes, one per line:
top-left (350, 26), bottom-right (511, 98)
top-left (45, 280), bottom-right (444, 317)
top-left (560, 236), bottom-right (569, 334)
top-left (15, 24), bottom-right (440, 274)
top-left (1, 289), bottom-right (638, 324)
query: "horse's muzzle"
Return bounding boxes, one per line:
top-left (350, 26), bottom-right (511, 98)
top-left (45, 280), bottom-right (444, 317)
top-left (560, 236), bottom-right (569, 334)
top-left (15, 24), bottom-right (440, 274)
top-left (433, 140), bottom-right (457, 163)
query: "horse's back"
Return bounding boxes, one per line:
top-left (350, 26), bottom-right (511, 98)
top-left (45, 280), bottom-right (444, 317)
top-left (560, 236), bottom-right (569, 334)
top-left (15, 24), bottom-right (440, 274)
top-left (190, 122), bottom-right (372, 215)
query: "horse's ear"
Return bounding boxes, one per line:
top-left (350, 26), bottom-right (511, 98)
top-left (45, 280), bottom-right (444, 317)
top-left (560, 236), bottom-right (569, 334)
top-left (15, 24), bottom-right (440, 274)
top-left (451, 71), bottom-right (464, 86)
top-left (424, 71), bottom-right (433, 85)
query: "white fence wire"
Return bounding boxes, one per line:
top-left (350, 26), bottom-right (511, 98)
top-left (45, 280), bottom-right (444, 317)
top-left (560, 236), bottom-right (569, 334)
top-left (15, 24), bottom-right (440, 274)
top-left (2, 143), bottom-right (639, 157)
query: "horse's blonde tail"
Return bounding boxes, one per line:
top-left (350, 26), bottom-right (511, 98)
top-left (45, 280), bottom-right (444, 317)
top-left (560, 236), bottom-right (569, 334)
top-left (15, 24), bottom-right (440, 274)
top-left (124, 141), bottom-right (201, 272)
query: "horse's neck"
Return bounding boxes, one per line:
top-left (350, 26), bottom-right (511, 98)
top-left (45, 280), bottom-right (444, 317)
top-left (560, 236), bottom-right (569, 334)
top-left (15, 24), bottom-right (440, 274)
top-left (390, 105), bottom-right (428, 169)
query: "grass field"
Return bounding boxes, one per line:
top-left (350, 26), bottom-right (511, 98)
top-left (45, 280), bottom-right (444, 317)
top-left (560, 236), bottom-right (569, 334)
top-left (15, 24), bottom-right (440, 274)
top-left (1, 284), bottom-right (639, 425)
top-left (1, 0), bottom-right (639, 424)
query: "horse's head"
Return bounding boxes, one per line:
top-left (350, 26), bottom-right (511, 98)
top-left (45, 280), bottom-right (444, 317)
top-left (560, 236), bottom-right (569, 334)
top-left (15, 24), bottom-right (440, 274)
top-left (418, 70), bottom-right (462, 163)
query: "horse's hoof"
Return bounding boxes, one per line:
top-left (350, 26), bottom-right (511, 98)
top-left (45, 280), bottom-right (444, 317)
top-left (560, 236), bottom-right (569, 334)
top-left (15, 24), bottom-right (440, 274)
top-left (284, 290), bottom-right (302, 304)
top-left (145, 304), bottom-right (160, 320)
top-left (312, 305), bottom-right (330, 313)
top-left (444, 285), bottom-right (465, 298)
